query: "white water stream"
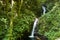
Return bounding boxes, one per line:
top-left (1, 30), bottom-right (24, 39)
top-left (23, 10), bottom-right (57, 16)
top-left (29, 6), bottom-right (46, 38)
top-left (42, 6), bottom-right (46, 15)
top-left (29, 18), bottom-right (38, 38)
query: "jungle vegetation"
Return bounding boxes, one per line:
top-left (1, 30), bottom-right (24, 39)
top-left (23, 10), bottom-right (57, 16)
top-left (0, 0), bottom-right (60, 40)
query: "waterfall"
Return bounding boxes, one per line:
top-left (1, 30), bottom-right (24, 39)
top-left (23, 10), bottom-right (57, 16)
top-left (29, 6), bottom-right (46, 39)
top-left (29, 18), bottom-right (38, 38)
top-left (42, 6), bottom-right (46, 15)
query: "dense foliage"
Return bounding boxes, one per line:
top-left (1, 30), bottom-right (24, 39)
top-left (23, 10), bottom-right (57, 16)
top-left (0, 0), bottom-right (60, 40)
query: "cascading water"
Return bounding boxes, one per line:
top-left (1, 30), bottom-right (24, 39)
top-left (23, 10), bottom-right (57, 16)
top-left (29, 18), bottom-right (38, 38)
top-left (29, 6), bottom-right (46, 40)
top-left (42, 6), bottom-right (46, 15)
